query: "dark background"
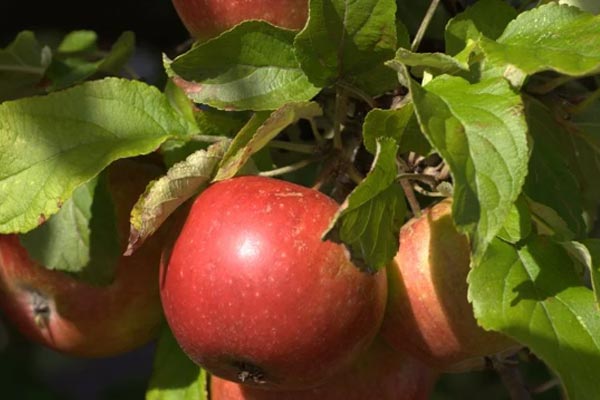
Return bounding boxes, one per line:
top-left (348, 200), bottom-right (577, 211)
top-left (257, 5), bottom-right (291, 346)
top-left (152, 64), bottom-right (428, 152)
top-left (0, 1), bottom-right (563, 399)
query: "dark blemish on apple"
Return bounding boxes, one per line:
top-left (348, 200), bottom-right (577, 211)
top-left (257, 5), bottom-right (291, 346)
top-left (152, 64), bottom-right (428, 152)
top-left (233, 360), bottom-right (267, 385)
top-left (38, 214), bottom-right (47, 225)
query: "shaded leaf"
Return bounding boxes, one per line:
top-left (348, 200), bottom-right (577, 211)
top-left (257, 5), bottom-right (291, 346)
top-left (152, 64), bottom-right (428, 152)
top-left (324, 137), bottom-right (405, 271)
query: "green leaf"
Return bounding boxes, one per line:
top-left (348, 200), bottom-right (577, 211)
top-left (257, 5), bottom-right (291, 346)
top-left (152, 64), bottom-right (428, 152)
top-left (98, 31), bottom-right (136, 74)
top-left (362, 104), bottom-right (430, 155)
top-left (45, 58), bottom-right (101, 91)
top-left (408, 75), bottom-right (529, 261)
top-left (524, 98), bottom-right (586, 239)
top-left (46, 31), bottom-right (136, 91)
top-left (0, 78), bottom-right (196, 234)
top-left (481, 3), bottom-right (600, 77)
top-left (388, 48), bottom-right (468, 77)
top-left (294, 0), bottom-right (398, 95)
top-left (20, 173), bottom-right (120, 285)
top-left (146, 325), bottom-right (207, 400)
top-left (445, 0), bottom-right (517, 55)
top-left (127, 141), bottom-right (228, 255)
top-left (497, 195), bottom-right (532, 244)
top-left (581, 239), bottom-right (600, 306)
top-left (214, 102), bottom-right (322, 181)
top-left (0, 31), bottom-right (51, 101)
top-left (468, 236), bottom-right (600, 400)
top-left (324, 137), bottom-right (406, 271)
top-left (57, 30), bottom-right (98, 54)
top-left (167, 21), bottom-right (319, 111)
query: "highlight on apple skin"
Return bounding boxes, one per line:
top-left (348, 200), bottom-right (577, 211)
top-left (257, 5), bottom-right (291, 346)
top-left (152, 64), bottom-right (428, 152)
top-left (160, 175), bottom-right (388, 390)
top-left (0, 159), bottom-right (167, 358)
top-left (171, 0), bottom-right (309, 40)
top-left (380, 199), bottom-right (516, 371)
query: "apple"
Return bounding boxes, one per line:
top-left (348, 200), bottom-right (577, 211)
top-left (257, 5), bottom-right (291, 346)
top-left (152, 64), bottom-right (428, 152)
top-left (160, 175), bottom-right (387, 390)
top-left (171, 0), bottom-right (309, 40)
top-left (209, 338), bottom-right (438, 400)
top-left (380, 199), bottom-right (515, 371)
top-left (0, 159), bottom-right (166, 358)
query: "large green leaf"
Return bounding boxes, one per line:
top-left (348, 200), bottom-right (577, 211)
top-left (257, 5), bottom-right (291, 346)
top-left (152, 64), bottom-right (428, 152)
top-left (408, 75), bottom-right (529, 260)
top-left (469, 236), bottom-right (600, 400)
top-left (0, 78), bottom-right (196, 234)
top-left (294, 0), bottom-right (398, 95)
top-left (481, 3), bottom-right (600, 77)
top-left (167, 21), bottom-right (319, 111)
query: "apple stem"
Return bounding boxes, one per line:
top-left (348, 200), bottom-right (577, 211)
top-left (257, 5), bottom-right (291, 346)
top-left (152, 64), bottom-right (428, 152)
top-left (258, 157), bottom-right (322, 178)
top-left (400, 177), bottom-right (422, 217)
top-left (268, 140), bottom-right (319, 155)
top-left (336, 81), bottom-right (376, 109)
top-left (397, 159), bottom-right (422, 217)
top-left (346, 164), bottom-right (365, 185)
top-left (309, 118), bottom-right (325, 144)
top-left (411, 0), bottom-right (441, 52)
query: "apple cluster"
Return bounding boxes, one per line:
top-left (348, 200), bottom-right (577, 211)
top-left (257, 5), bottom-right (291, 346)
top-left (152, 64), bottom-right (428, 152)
top-left (0, 1), bottom-right (517, 398)
top-left (0, 171), bottom-right (514, 399)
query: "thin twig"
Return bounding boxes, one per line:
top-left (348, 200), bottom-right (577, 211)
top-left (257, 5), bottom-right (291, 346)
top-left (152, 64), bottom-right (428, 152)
top-left (492, 356), bottom-right (532, 400)
top-left (333, 89), bottom-right (347, 150)
top-left (567, 86), bottom-right (600, 115)
top-left (258, 158), bottom-right (320, 177)
top-left (411, 0), bottom-right (441, 52)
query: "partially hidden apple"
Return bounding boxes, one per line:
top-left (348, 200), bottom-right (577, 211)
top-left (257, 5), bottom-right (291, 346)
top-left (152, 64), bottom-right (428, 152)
top-left (171, 0), bottom-right (309, 40)
top-left (0, 159), bottom-right (166, 357)
top-left (380, 199), bottom-right (516, 371)
top-left (210, 338), bottom-right (438, 400)
top-left (160, 176), bottom-right (387, 390)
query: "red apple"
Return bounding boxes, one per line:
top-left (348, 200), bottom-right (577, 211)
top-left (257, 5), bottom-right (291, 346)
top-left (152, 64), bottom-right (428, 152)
top-left (210, 338), bottom-right (438, 400)
top-left (380, 199), bottom-right (515, 371)
top-left (160, 176), bottom-right (387, 390)
top-left (171, 0), bottom-right (309, 40)
top-left (0, 159), bottom-right (166, 357)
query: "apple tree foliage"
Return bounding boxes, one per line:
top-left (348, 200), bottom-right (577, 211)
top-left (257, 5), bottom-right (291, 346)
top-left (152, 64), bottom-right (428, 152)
top-left (1, 0), bottom-right (600, 398)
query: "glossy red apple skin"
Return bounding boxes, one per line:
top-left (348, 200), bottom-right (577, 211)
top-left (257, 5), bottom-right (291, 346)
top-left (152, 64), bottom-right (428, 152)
top-left (380, 199), bottom-right (515, 371)
top-left (210, 338), bottom-right (437, 400)
top-left (0, 159), bottom-right (166, 357)
top-left (171, 0), bottom-right (308, 40)
top-left (160, 176), bottom-right (387, 390)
